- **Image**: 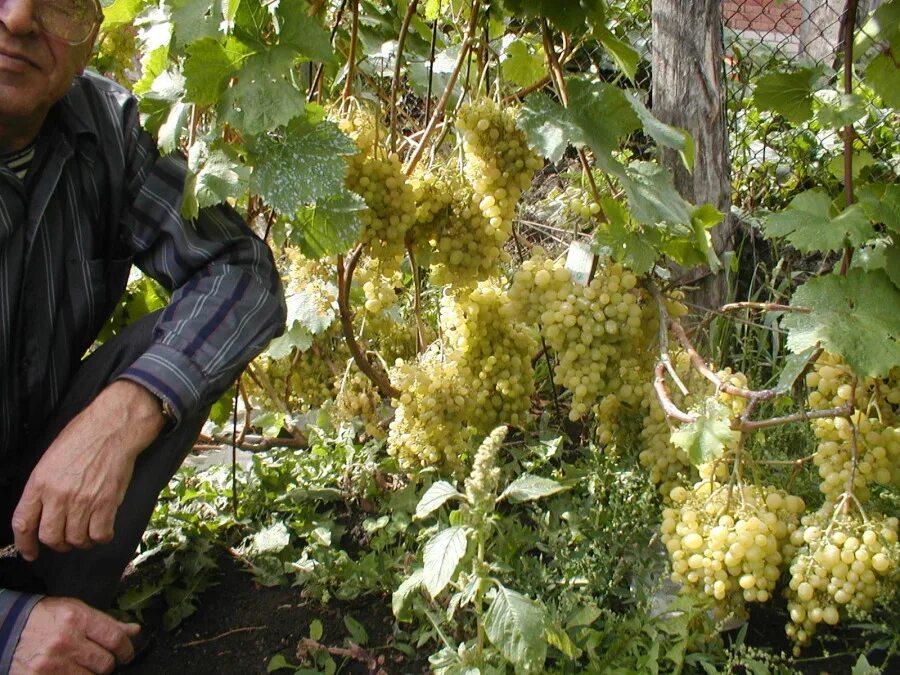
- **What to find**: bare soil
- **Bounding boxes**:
[120,553,429,675]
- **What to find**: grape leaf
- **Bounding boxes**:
[852,240,900,290]
[499,0,589,33]
[134,46,169,96]
[857,183,900,235]
[501,39,545,89]
[855,0,900,56]
[289,190,365,259]
[783,268,900,377]
[519,78,638,173]
[220,46,306,136]
[191,148,250,211]
[594,197,659,275]
[671,400,737,467]
[518,94,579,164]
[483,585,548,671]
[625,91,694,171]
[183,38,240,106]
[865,52,900,108]
[762,190,876,253]
[423,526,468,598]
[170,0,220,47]
[264,322,313,359]
[278,0,335,63]
[249,117,356,216]
[621,162,692,227]
[102,0,145,28]
[815,93,867,129]
[596,25,639,82]
[754,67,824,125]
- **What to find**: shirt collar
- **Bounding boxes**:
[49,75,101,142]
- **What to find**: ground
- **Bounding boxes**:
[121,553,428,675]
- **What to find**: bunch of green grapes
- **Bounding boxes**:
[246,342,339,415]
[439,282,538,434]
[811,414,900,504]
[457,98,543,228]
[593,357,655,448]
[508,250,654,421]
[411,170,509,286]
[93,30,139,86]
[639,354,748,497]
[408,168,455,246]
[346,150,416,262]
[662,481,806,618]
[360,311,426,367]
[355,256,403,315]
[805,353,900,502]
[283,248,339,312]
[784,508,899,653]
[387,347,473,469]
[333,367,385,439]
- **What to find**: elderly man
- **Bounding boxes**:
[0,0,286,671]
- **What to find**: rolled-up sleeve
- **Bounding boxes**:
[0,590,42,672]
[115,106,286,423]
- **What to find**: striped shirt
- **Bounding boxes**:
[0,145,34,181]
[0,72,286,662]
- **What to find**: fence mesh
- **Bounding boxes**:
[585,1,896,213]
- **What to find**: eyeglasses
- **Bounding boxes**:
[35,0,103,46]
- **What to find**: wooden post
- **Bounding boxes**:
[651,0,737,310]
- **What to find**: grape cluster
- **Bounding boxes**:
[356,256,402,315]
[439,283,537,433]
[508,250,656,422]
[457,98,543,228]
[410,169,509,286]
[785,508,899,653]
[806,353,900,503]
[387,283,536,469]
[639,357,748,496]
[387,347,473,469]
[662,481,805,617]
[333,367,386,439]
[346,150,416,263]
[246,339,342,415]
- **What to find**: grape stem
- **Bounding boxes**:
[647,281,689,396]
[389,0,421,154]
[339,0,360,111]
[308,0,348,103]
[843,377,861,511]
[405,0,481,176]
[541,21,609,225]
[337,245,401,399]
[194,432,308,452]
[654,307,855,432]
[720,301,811,314]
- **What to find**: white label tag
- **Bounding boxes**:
[564,240,596,286]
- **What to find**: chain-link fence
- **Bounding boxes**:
[722,0,896,211]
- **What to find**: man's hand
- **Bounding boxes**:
[11,597,140,675]
[12,380,166,560]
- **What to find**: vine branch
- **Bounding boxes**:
[405,0,481,176]
[337,245,401,399]
[390,0,421,154]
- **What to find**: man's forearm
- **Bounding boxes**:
[0,590,42,673]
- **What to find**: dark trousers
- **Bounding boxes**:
[0,311,208,608]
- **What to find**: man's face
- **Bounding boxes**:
[0,0,96,131]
